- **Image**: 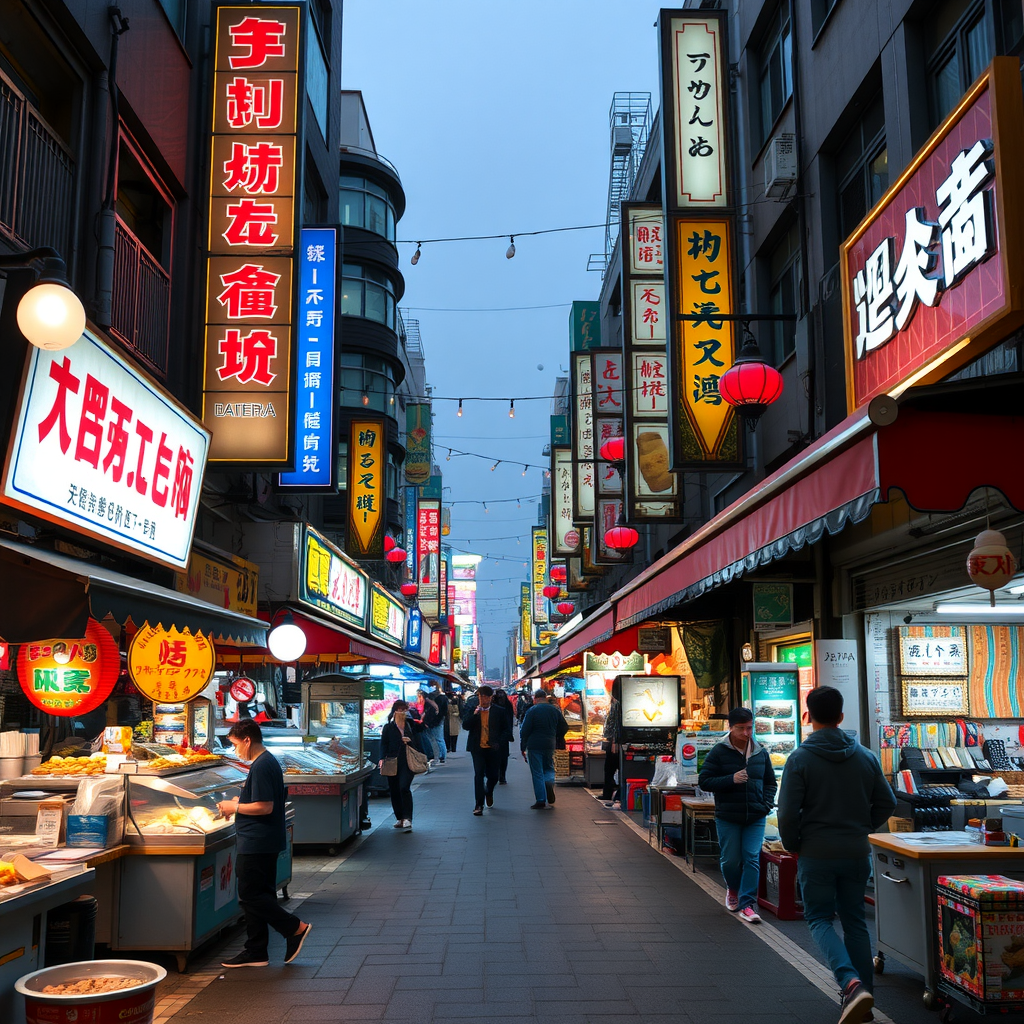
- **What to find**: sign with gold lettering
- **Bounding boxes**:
[128,625,216,703]
[300,524,368,630]
[203,5,304,463]
[348,419,385,559]
[176,548,259,616]
[370,584,406,647]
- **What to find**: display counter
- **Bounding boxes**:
[869,831,1024,1005]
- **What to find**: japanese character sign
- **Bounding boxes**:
[3,329,209,569]
[416,501,441,617]
[128,624,216,703]
[532,526,549,625]
[348,419,385,558]
[204,6,303,462]
[572,352,595,519]
[17,619,119,717]
[301,525,369,629]
[843,60,1024,412]
[629,210,664,274]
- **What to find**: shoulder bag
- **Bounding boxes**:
[405,743,430,775]
[380,755,398,777]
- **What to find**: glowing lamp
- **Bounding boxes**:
[267,611,307,661]
[604,525,639,551]
[385,547,407,563]
[384,535,396,553]
[542,585,561,599]
[400,582,418,598]
[718,332,783,429]
[599,436,625,463]
[556,601,575,616]
[967,529,1017,606]
[15,256,86,351]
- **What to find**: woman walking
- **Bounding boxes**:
[380,701,415,832]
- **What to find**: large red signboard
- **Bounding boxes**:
[842,60,1024,412]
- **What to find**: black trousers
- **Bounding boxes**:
[236,852,299,958]
[471,747,501,806]
[498,741,510,782]
[388,765,414,822]
[446,726,459,752]
[601,744,618,799]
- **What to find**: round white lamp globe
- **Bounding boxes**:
[267,614,307,661]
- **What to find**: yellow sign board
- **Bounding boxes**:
[348,419,384,557]
[128,625,216,703]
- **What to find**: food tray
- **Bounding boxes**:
[122,757,224,777]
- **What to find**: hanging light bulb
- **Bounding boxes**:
[522,465,527,476]
[506,235,516,259]
[491,461,499,471]
[362,393,370,406]
[509,399,515,418]
[457,399,463,417]
[445,450,451,461]
[410,243,422,266]
[483,503,489,513]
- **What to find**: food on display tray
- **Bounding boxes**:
[755,719,773,734]
[43,977,135,995]
[139,806,223,833]
[31,754,107,776]
[774,720,795,734]
[0,861,17,886]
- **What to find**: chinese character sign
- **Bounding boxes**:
[532,526,549,625]
[520,582,534,654]
[571,300,602,351]
[175,549,259,616]
[674,216,740,466]
[370,585,406,647]
[593,349,624,498]
[417,501,441,619]
[279,227,336,489]
[898,626,969,677]
[16,619,120,717]
[661,12,728,209]
[572,352,595,519]
[550,446,581,556]
[403,485,418,580]
[629,209,665,274]
[2,329,209,569]
[842,60,1024,412]
[404,404,432,485]
[203,5,303,462]
[348,419,385,558]
[128,625,216,703]
[300,525,368,629]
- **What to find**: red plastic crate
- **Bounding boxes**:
[757,849,803,920]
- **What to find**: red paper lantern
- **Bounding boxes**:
[400,582,418,597]
[604,525,640,551]
[556,601,575,616]
[385,546,407,563]
[599,435,625,463]
[384,535,396,553]
[542,585,561,599]
[718,334,784,429]
[550,565,567,583]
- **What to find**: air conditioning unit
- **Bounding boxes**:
[764,133,797,199]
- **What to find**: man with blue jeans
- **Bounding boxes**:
[699,707,776,924]
[778,686,896,1024]
[519,690,568,808]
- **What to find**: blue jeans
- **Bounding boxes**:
[527,748,554,803]
[429,724,447,761]
[797,856,873,993]
[715,818,764,910]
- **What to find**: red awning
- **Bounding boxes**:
[614,406,1024,629]
[559,602,615,660]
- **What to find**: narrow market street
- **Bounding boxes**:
[155,755,939,1024]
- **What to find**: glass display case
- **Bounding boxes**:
[124,764,247,848]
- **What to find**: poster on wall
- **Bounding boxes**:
[898,625,968,677]
[815,639,861,740]
[741,663,800,772]
[901,680,969,718]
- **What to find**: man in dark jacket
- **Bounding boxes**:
[426,685,449,764]
[698,707,776,924]
[777,686,895,1024]
[462,686,512,815]
[519,690,569,809]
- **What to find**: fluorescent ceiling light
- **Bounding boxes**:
[1008,583,1024,595]
[934,602,1024,616]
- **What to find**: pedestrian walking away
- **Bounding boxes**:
[462,685,512,814]
[519,689,568,808]
[444,688,463,752]
[424,684,448,764]
[698,706,776,924]
[777,685,896,1024]
[600,679,622,802]
[217,718,311,968]
[379,700,417,832]
[491,687,514,783]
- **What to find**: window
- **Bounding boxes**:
[766,222,803,365]
[340,175,396,240]
[304,158,327,223]
[340,262,396,329]
[340,352,397,418]
[759,5,793,142]
[926,1,993,129]
[811,0,841,36]
[836,94,887,243]
[116,141,171,268]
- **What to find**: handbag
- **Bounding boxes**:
[405,744,429,775]
[380,756,398,777]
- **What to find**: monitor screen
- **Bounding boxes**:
[619,675,680,734]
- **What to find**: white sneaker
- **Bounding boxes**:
[402,820,412,832]
[738,906,762,924]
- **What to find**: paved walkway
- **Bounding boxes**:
[157,751,951,1024]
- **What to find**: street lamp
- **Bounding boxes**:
[267,611,307,661]
[0,247,86,351]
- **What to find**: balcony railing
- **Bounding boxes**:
[0,71,75,261]
[110,217,171,375]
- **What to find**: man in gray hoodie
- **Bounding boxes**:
[777,686,895,1024]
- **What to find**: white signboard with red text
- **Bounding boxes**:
[2,329,209,569]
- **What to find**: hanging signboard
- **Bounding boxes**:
[901,680,970,717]
[405,606,422,653]
[17,619,119,716]
[592,349,624,498]
[439,544,450,626]
[520,582,533,654]
[229,676,257,703]
[531,526,549,625]
[403,485,418,579]
[897,626,968,677]
[128,625,216,703]
[3,328,210,569]
[570,300,602,351]
[594,497,629,565]
[842,60,1024,412]
[203,4,305,464]
[404,403,431,485]
[417,500,441,620]
[369,584,406,647]
[753,583,794,632]
[571,352,595,520]
[347,418,385,558]
[299,524,368,630]
[550,446,581,555]
[621,202,680,520]
[279,226,337,490]
[176,547,259,616]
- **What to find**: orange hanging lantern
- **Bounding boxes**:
[967,529,1017,606]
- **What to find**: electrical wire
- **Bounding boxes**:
[396,222,607,245]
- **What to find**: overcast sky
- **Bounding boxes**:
[342,1,662,674]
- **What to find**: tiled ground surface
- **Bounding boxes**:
[150,751,978,1024]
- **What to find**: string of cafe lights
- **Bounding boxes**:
[442,445,548,475]
[397,222,607,266]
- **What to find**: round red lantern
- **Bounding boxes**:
[967,529,1017,606]
[550,565,567,583]
[718,332,784,429]
[542,585,561,599]
[385,546,407,563]
[400,582,418,598]
[384,535,396,553]
[556,601,575,616]
[604,525,640,551]
[599,435,625,463]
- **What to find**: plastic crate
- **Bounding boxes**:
[757,849,803,920]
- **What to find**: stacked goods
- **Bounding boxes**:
[31,754,107,776]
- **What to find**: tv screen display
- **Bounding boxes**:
[620,675,680,733]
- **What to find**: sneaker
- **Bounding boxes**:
[402,820,413,832]
[838,981,873,1024]
[392,821,405,829]
[284,923,311,964]
[545,783,556,804]
[485,791,494,807]
[738,907,762,924]
[725,889,739,912]
[530,801,547,809]
[222,950,269,968]
[473,807,483,815]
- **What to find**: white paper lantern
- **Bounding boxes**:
[967,529,1017,606]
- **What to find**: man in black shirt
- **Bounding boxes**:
[217,719,311,967]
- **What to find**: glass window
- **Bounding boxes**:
[767,222,802,365]
[927,2,992,128]
[337,440,348,489]
[338,175,397,241]
[340,263,396,328]
[305,27,329,140]
[340,278,363,317]
[759,6,793,142]
[836,95,887,242]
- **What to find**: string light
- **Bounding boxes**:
[506,236,516,259]
[410,243,422,265]
[483,503,489,513]
[508,399,515,418]
[457,399,463,417]
[445,450,451,461]
[491,462,499,471]
[522,465,527,476]
[362,394,369,406]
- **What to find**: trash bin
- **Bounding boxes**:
[45,895,97,966]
